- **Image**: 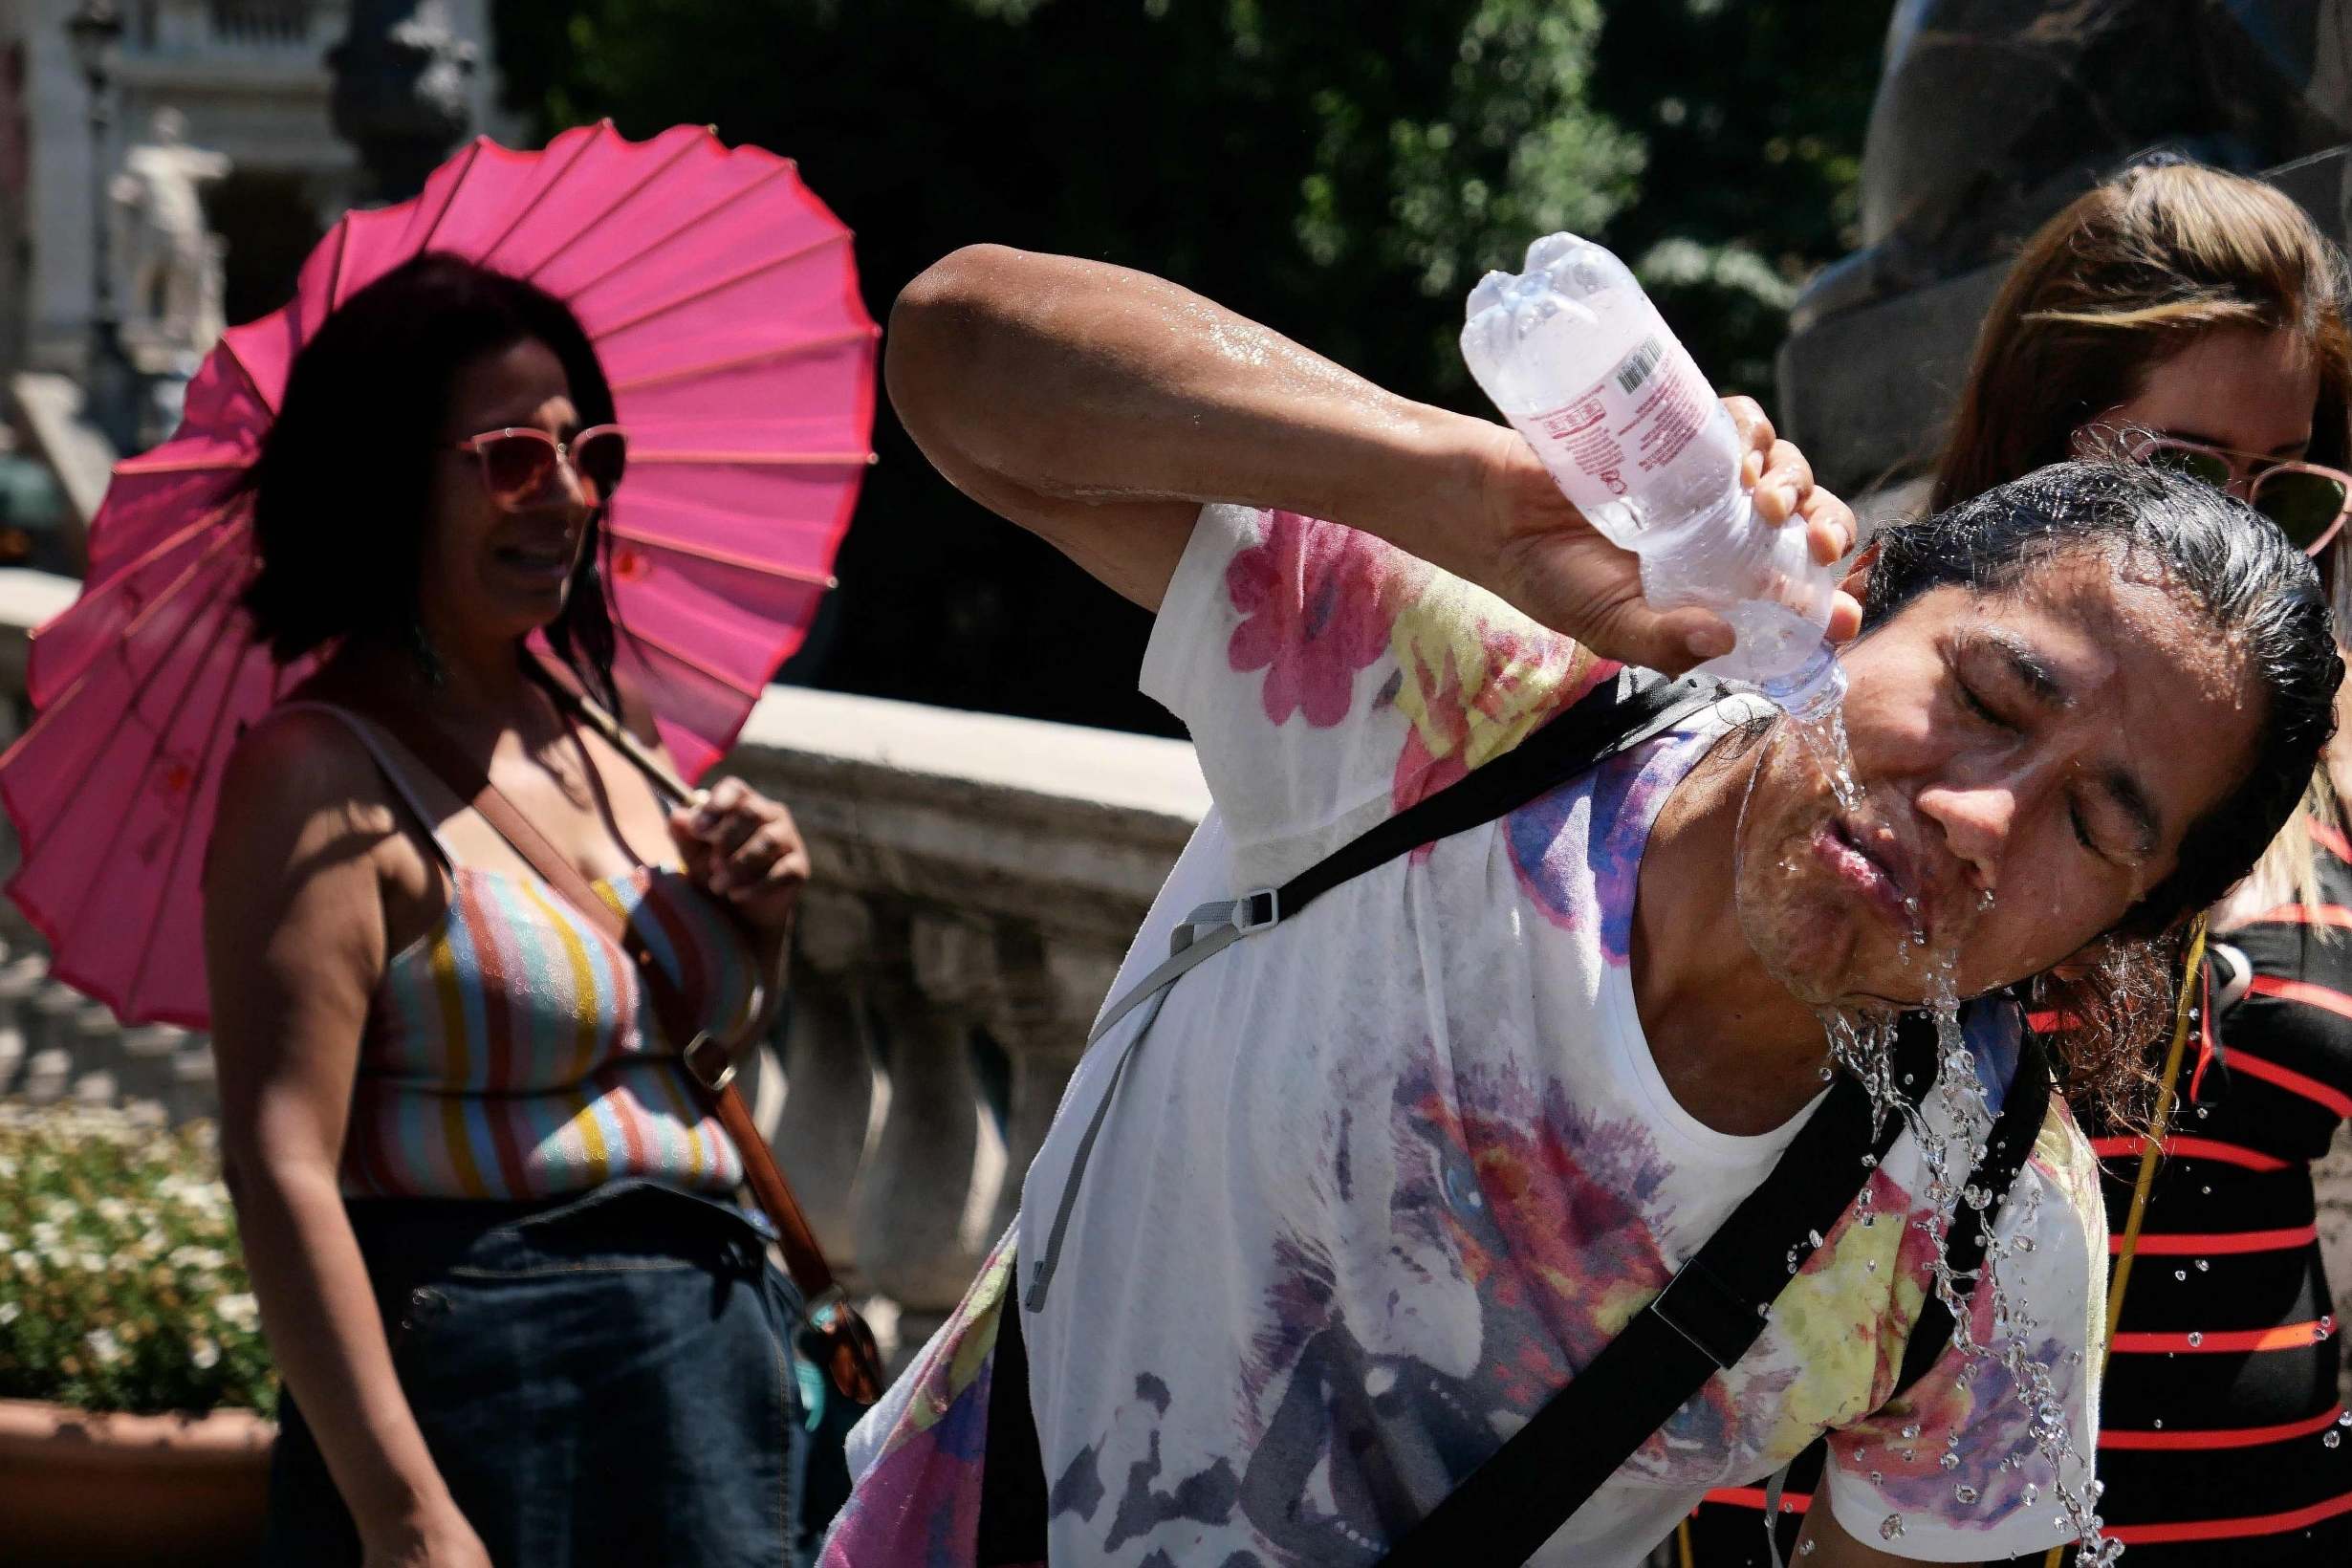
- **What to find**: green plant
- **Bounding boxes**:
[0,1102,274,1416]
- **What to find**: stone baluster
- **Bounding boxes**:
[23,981,86,1104]
[72,1003,126,1104]
[981,926,1124,1246]
[118,1023,186,1112]
[0,949,38,1096]
[852,909,1010,1359]
[761,887,881,1278]
[170,1038,218,1127]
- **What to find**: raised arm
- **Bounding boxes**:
[205,713,490,1568]
[885,244,1860,674]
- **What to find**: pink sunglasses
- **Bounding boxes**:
[449,425,627,512]
[2128,434,2352,557]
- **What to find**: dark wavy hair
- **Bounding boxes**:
[1864,461,2342,1119]
[243,252,621,708]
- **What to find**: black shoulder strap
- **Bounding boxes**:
[982,670,1725,1558]
[1021,671,1729,1314]
[1380,1015,2055,1567]
[1271,670,1723,921]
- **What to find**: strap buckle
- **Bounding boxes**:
[802,1282,849,1328]
[683,1032,737,1094]
[1230,887,1281,933]
[1647,1254,1760,1371]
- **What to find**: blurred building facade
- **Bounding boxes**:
[0,1,511,388]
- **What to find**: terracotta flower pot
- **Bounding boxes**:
[0,1397,273,1567]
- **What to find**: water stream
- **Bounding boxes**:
[1763,700,2118,1559]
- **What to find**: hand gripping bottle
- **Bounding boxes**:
[1461,233,1845,719]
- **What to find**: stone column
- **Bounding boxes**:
[981,925,1123,1244]
[762,887,882,1274]
[852,910,1009,1356]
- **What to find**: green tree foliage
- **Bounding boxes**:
[1591,1,1891,394]
[493,0,1887,730]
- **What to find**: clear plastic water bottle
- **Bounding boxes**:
[1461,232,1845,719]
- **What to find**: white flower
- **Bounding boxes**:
[95,1198,131,1225]
[85,1327,122,1365]
[215,1293,259,1332]
[189,1337,219,1370]
[10,1250,34,1275]
[0,1302,18,1327]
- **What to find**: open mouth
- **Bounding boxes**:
[494,539,577,582]
[1814,815,1927,941]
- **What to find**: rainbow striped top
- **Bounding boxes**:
[298,705,762,1202]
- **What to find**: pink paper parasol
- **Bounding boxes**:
[0,120,879,1029]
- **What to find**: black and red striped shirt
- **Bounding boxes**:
[2070,824,2352,1560]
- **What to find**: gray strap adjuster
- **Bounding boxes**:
[1230,887,1281,933]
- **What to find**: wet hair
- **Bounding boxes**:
[1932,157,2352,512]
[1865,461,2342,1121]
[244,252,621,708]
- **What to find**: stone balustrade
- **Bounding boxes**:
[0,567,1207,1364]
[0,567,2346,1382]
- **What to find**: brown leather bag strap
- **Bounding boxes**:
[354,693,882,1402]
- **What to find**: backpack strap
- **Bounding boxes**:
[1022,671,1730,1312]
[1380,1013,1937,1567]
[1382,1014,2052,1567]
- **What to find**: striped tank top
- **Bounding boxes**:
[302,705,762,1202]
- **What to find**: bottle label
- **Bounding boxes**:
[1526,332,1711,526]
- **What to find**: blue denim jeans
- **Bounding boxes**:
[263,1179,807,1567]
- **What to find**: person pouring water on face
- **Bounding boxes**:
[819,241,2341,1568]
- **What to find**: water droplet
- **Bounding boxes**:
[1866,1257,1878,1272]
[1955,1484,1980,1505]
[2195,1259,2209,1273]
[1870,1470,1884,1485]
[1861,1153,1877,1169]
[2187,1331,2202,1346]
[2337,1411,2350,1427]
[2195,1105,2210,1120]
[2326,1430,2342,1449]
[1797,1543,1817,1557]
[1807,1230,1824,1249]
[2153,1419,2164,1429]
[2174,1269,2188,1281]
[1879,1514,1906,1541]
[1902,1423,1922,1440]
[1940,1451,1960,1470]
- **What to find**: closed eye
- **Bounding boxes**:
[1956,679,2013,730]
[2070,802,2105,859]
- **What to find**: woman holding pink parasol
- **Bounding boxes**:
[0,122,882,1568]
[209,254,819,1566]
